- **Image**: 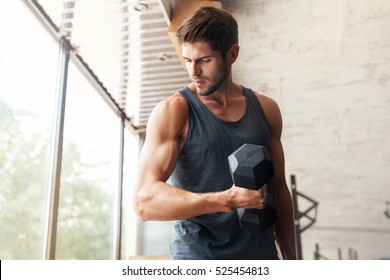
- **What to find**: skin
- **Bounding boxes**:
[133,41,297,260]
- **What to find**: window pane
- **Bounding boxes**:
[0,1,58,259]
[123,133,174,259]
[121,129,138,259]
[55,62,120,259]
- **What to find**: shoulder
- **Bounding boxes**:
[252,90,283,136]
[250,90,280,113]
[151,92,189,125]
[147,92,189,139]
[152,92,188,116]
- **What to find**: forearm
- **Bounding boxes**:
[274,192,297,259]
[133,181,232,221]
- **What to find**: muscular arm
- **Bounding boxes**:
[133,93,265,221]
[259,94,297,260]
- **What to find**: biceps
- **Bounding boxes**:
[138,137,180,183]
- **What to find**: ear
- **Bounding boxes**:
[228,44,240,64]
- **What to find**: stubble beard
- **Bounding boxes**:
[195,62,228,97]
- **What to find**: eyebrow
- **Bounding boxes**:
[182,55,213,61]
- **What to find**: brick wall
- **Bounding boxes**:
[226,0,390,259]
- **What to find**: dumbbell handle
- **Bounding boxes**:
[237,193,277,231]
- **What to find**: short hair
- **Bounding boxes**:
[176,6,238,56]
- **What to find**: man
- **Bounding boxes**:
[133,6,296,260]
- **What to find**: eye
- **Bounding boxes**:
[201,58,211,63]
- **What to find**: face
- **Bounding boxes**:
[182,41,228,96]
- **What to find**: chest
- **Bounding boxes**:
[202,97,247,122]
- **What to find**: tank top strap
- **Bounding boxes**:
[242,86,268,124]
[178,86,215,120]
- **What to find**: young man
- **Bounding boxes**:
[133,6,296,260]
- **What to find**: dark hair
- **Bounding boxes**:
[176,6,238,56]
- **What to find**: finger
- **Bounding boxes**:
[258,195,267,209]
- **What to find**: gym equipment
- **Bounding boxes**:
[228,143,277,231]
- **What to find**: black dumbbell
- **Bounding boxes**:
[228,143,277,231]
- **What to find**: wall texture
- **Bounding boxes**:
[224,0,390,259]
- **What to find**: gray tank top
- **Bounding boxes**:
[169,86,278,260]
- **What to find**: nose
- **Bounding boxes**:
[189,61,201,77]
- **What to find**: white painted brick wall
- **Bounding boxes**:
[225,0,390,259]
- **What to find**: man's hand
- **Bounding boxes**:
[226,185,267,210]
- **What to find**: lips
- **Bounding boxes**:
[194,80,205,87]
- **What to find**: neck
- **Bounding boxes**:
[189,80,242,107]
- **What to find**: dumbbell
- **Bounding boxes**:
[228,143,277,231]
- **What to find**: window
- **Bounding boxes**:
[1,0,143,260]
[0,1,58,259]
[55,62,121,259]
